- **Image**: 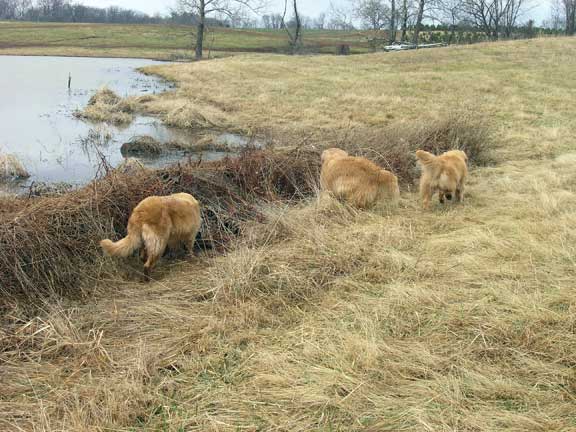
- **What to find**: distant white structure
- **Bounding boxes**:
[384,42,446,52]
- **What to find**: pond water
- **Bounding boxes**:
[0,56,229,195]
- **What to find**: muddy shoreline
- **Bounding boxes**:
[0,55,252,196]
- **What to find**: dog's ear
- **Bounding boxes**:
[321,148,348,164]
[415,150,436,164]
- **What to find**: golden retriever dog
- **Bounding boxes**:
[320,148,400,209]
[415,149,468,209]
[100,192,201,279]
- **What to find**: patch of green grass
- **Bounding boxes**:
[0,21,372,59]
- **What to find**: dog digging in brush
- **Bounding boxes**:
[415,149,468,210]
[320,148,400,209]
[100,192,201,280]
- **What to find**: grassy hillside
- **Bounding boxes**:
[2,38,576,431]
[141,37,575,161]
[0,21,370,59]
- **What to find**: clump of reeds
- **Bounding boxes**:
[115,158,146,175]
[88,87,120,106]
[0,113,493,306]
[163,105,225,130]
[330,111,494,185]
[120,135,162,157]
[165,134,239,153]
[74,87,137,125]
[406,110,493,166]
[0,154,30,180]
[0,147,318,305]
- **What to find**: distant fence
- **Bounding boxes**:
[367,29,569,52]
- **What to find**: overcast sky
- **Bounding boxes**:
[82,0,553,24]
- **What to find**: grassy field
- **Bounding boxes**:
[0,21,371,59]
[2,37,576,431]
[135,37,576,164]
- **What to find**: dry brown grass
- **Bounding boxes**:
[3,154,576,430]
[0,154,30,179]
[74,87,139,124]
[142,37,576,161]
[2,38,576,431]
[0,148,322,305]
[0,113,491,307]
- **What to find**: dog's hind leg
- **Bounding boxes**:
[142,224,168,280]
[439,191,445,204]
[139,247,147,263]
[420,181,432,210]
[185,235,196,257]
[185,226,201,257]
[456,184,465,202]
[165,237,183,258]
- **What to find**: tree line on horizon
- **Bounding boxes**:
[1,0,574,34]
[0,0,574,61]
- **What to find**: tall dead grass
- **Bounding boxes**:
[0,115,490,307]
[143,38,576,161]
[74,87,139,124]
[0,154,30,179]
[3,38,576,431]
[0,148,318,306]
[3,153,575,431]
[331,110,494,185]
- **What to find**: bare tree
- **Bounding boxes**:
[389,0,397,42]
[351,0,391,31]
[262,13,271,28]
[327,1,355,29]
[176,0,265,60]
[314,12,327,29]
[562,0,576,34]
[0,0,163,22]
[436,0,464,43]
[412,0,425,44]
[282,0,302,53]
[501,0,526,37]
[272,13,283,28]
[400,0,413,41]
[461,0,529,40]
[462,0,498,39]
[0,0,17,19]
[548,0,565,30]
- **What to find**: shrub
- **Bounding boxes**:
[0,112,493,306]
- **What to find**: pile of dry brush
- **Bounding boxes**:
[0,114,493,306]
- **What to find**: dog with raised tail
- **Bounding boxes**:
[100,192,201,279]
[415,149,468,210]
[320,148,400,209]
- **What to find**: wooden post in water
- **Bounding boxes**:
[68,73,71,90]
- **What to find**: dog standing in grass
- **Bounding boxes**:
[100,192,201,279]
[416,149,468,209]
[320,148,400,209]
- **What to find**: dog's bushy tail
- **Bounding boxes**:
[375,170,400,205]
[100,225,142,258]
[415,150,437,165]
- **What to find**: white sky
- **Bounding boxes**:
[81,0,553,24]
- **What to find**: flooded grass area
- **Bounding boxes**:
[0,56,237,195]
